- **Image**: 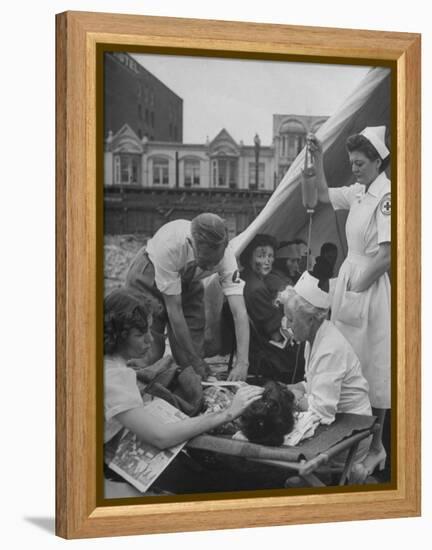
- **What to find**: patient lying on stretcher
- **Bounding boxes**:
[204,380,296,446]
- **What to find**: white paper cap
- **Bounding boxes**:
[360,126,390,159]
[294,271,330,309]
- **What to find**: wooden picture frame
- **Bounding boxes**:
[56,11,421,539]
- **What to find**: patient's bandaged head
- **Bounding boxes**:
[241,381,295,446]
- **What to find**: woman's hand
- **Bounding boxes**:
[295,396,310,412]
[347,283,361,293]
[306,133,323,158]
[286,383,307,412]
[226,385,264,419]
[347,243,391,293]
[291,387,305,402]
[346,275,362,293]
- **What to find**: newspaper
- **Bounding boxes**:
[108,398,187,493]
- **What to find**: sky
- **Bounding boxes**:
[132,53,372,146]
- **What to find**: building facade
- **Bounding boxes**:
[103,126,275,236]
[104,126,277,191]
[104,52,183,142]
[273,114,329,182]
[103,54,329,237]
[104,113,328,192]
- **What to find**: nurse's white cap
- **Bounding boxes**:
[294,271,330,309]
[360,126,390,160]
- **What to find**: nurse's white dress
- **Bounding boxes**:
[329,172,391,409]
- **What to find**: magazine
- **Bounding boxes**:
[108,398,187,493]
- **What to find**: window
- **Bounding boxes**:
[280,133,306,158]
[248,162,265,189]
[114,154,140,185]
[296,135,305,154]
[151,112,154,127]
[228,159,237,188]
[212,157,238,188]
[280,136,287,157]
[152,157,169,185]
[287,135,297,157]
[280,131,306,158]
[184,160,200,187]
[212,161,217,188]
[114,156,121,184]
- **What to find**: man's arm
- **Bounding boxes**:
[226,294,250,381]
[163,293,209,378]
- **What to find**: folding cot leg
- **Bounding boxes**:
[299,473,326,487]
[338,440,361,485]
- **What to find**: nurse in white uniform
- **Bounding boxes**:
[279,272,372,481]
[307,126,391,482]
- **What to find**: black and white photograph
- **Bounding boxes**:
[3,0,429,545]
[102,50,393,500]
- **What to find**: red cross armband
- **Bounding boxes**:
[379,193,391,216]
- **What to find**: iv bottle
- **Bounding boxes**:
[302,141,318,212]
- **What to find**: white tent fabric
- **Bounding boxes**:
[230,67,391,267]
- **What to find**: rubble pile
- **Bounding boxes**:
[104,234,148,294]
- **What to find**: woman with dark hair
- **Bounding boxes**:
[239,234,301,382]
[241,381,295,446]
[103,288,263,497]
[307,126,391,482]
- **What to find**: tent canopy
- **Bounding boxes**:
[230,67,391,271]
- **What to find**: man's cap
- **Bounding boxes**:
[191,213,228,247]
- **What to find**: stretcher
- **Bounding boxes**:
[187,413,376,487]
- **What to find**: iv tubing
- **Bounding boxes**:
[306,210,313,270]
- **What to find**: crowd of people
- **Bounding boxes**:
[103,125,391,495]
